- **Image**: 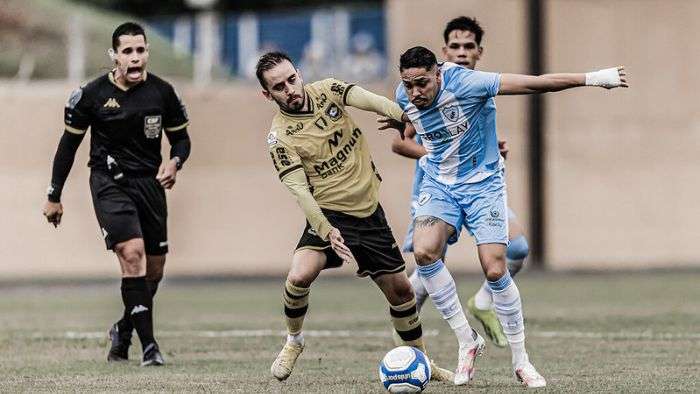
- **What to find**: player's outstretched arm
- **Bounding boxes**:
[345,85,408,123]
[43,129,86,227]
[498,66,628,95]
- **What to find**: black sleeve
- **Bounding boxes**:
[48,131,85,202]
[163,84,189,131]
[64,87,92,132]
[165,128,191,169]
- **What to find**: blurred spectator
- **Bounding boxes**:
[299,40,333,82]
[342,32,383,82]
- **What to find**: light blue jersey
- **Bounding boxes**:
[396,62,503,186]
[397,62,509,246]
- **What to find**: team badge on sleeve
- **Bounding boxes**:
[66,88,83,109]
[144,115,162,139]
[267,131,278,146]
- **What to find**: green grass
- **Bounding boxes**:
[1,271,699,392]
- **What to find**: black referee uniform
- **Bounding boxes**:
[58,71,189,253]
[47,70,191,363]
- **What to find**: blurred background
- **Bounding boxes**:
[1,0,699,279]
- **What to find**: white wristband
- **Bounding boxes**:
[585,68,621,88]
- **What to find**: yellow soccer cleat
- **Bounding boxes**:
[271,341,304,381]
[467,295,508,348]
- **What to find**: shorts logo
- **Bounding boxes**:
[159,241,168,247]
[307,228,318,236]
[101,227,108,239]
[144,115,162,139]
[441,104,461,122]
[325,103,342,121]
[418,192,431,206]
[487,206,505,227]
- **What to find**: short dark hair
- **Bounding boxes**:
[443,16,484,45]
[112,22,147,50]
[399,46,437,72]
[255,51,293,89]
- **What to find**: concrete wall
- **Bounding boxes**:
[1,0,698,279]
[544,0,700,269]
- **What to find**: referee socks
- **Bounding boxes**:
[121,276,156,351]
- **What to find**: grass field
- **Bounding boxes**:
[1,271,698,392]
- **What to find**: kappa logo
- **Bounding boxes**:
[103,98,120,108]
[441,104,460,122]
[131,305,149,315]
[418,192,431,206]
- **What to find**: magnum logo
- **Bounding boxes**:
[315,128,362,179]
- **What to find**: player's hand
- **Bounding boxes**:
[328,227,355,264]
[498,140,509,160]
[156,159,178,189]
[377,117,406,140]
[43,201,63,228]
[586,66,628,89]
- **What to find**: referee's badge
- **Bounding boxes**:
[144,115,162,139]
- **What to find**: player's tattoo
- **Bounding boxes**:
[414,215,441,229]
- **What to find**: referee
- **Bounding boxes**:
[42,22,191,366]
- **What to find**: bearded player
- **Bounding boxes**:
[257,51,453,383]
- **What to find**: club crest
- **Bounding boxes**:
[441,104,461,122]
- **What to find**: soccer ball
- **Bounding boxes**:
[378,346,431,393]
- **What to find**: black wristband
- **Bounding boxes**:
[47,184,62,203]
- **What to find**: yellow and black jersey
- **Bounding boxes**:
[267,78,383,218]
[64,70,189,174]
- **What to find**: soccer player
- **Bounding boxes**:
[393,46,626,387]
[389,17,529,349]
[256,51,452,383]
[42,22,191,366]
